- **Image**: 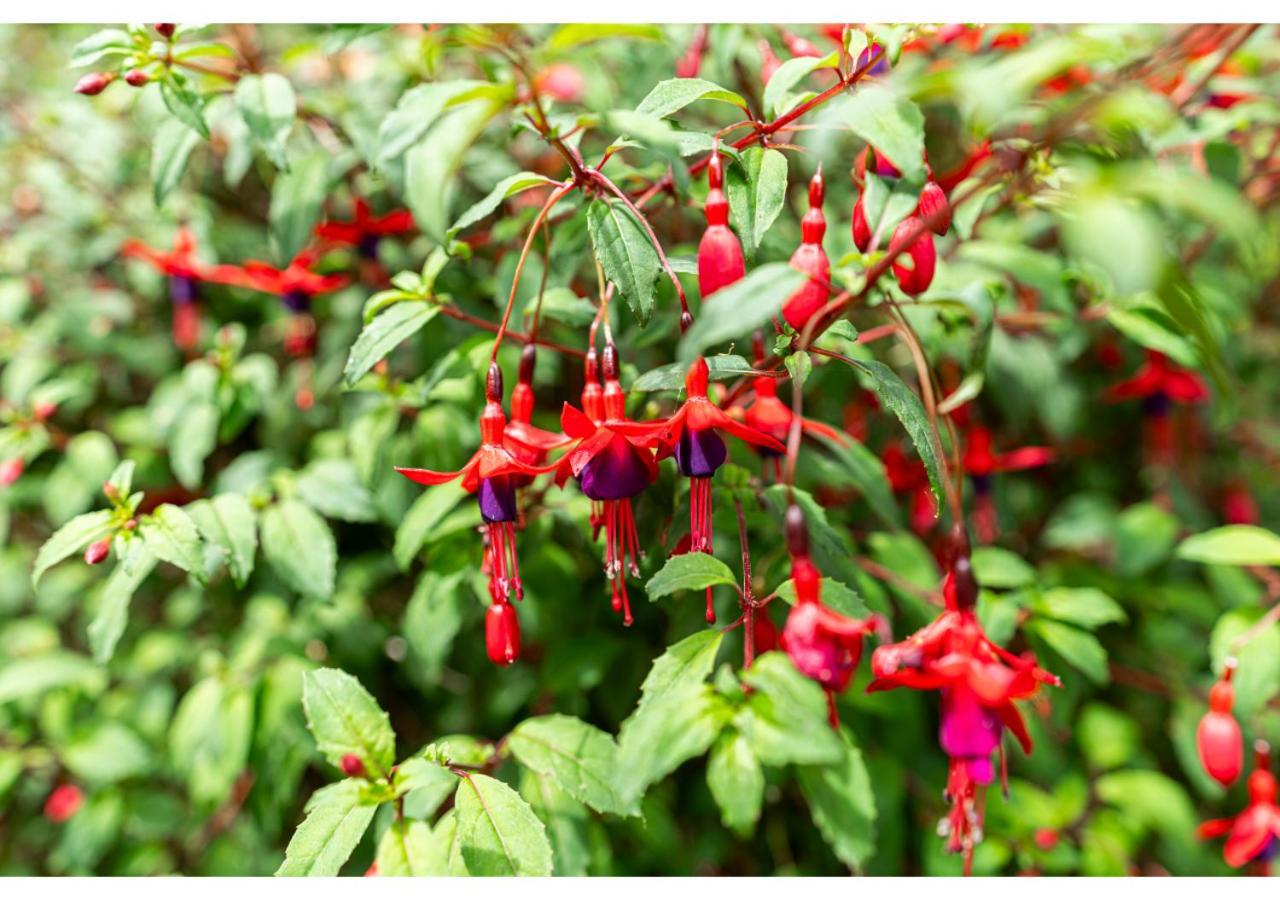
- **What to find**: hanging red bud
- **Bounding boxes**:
[1197,659,1244,787]
[340,753,366,777]
[74,71,116,96]
[758,40,782,84]
[781,168,831,331]
[889,217,936,296]
[155,23,176,39]
[124,69,150,88]
[851,192,871,252]
[0,457,23,486]
[918,181,951,235]
[675,25,709,78]
[697,147,745,300]
[43,784,84,823]
[486,600,521,666]
[84,538,111,566]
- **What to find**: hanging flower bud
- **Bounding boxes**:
[486,600,521,666]
[340,754,366,778]
[33,400,57,421]
[851,191,871,252]
[1198,659,1244,787]
[534,63,584,103]
[781,29,822,58]
[918,181,951,235]
[124,69,150,88]
[890,216,936,296]
[155,23,176,39]
[84,538,111,566]
[0,457,23,486]
[782,168,831,331]
[758,40,782,84]
[675,25,709,78]
[74,71,116,96]
[44,784,84,823]
[697,146,745,300]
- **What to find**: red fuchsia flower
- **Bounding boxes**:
[616,357,784,622]
[918,181,951,236]
[1200,741,1280,873]
[121,228,213,350]
[882,441,938,536]
[1198,658,1244,787]
[960,424,1054,543]
[314,198,415,261]
[868,532,1060,869]
[504,344,572,491]
[675,25,709,78]
[781,505,886,720]
[697,146,745,301]
[43,784,84,823]
[938,24,985,52]
[889,216,937,297]
[782,169,831,332]
[1105,350,1209,468]
[556,343,661,625]
[1223,483,1260,526]
[578,342,607,539]
[758,39,783,85]
[534,63,585,104]
[780,28,822,59]
[397,363,559,615]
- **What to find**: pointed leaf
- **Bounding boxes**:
[587,198,662,326]
[276,780,377,876]
[453,774,553,877]
[303,667,396,776]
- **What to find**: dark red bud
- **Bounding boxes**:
[124,69,149,88]
[485,361,503,403]
[84,538,111,566]
[602,342,620,380]
[918,181,951,236]
[785,504,809,557]
[851,193,871,252]
[340,753,366,777]
[890,217,936,296]
[486,601,521,666]
[74,71,116,96]
[518,343,537,385]
[680,310,694,333]
[155,23,176,38]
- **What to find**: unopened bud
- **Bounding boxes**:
[918,181,951,236]
[518,342,537,385]
[485,361,503,403]
[155,23,176,39]
[486,601,521,666]
[84,538,111,566]
[74,71,116,96]
[0,457,23,486]
[340,754,366,777]
[785,504,809,557]
[32,400,57,421]
[124,69,149,87]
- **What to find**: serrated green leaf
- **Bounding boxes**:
[632,353,754,391]
[302,667,396,776]
[841,85,924,181]
[449,172,555,238]
[726,147,789,258]
[507,714,635,817]
[170,400,218,489]
[737,652,844,766]
[295,459,377,523]
[276,780,377,876]
[235,73,296,170]
[851,359,945,511]
[269,150,330,264]
[587,198,662,326]
[635,77,746,119]
[376,819,449,876]
[151,118,200,206]
[140,503,205,581]
[32,508,115,588]
[1033,587,1127,629]
[762,52,838,118]
[187,493,257,587]
[394,479,468,570]
[971,547,1037,589]
[797,728,876,871]
[87,540,157,663]
[677,263,805,363]
[261,499,336,599]
[706,730,763,835]
[453,774,553,876]
[160,75,210,138]
[1030,619,1107,684]
[645,552,736,600]
[344,303,438,386]
[772,576,868,619]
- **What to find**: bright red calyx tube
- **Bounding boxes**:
[1199,740,1280,872]
[697,145,745,301]
[781,168,830,330]
[889,216,936,296]
[918,181,952,235]
[851,191,871,252]
[1197,659,1244,787]
[486,599,521,666]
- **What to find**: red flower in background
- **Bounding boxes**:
[1106,350,1209,468]
[960,424,1054,542]
[781,169,831,331]
[1197,659,1243,787]
[43,784,84,823]
[882,441,937,536]
[315,197,414,261]
[869,530,1059,871]
[121,228,213,350]
[556,342,661,624]
[1200,741,1280,873]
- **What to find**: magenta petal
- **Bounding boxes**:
[939,686,1002,764]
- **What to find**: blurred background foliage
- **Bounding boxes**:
[1,22,1279,876]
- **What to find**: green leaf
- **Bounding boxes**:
[449,172,555,238]
[725,147,789,258]
[302,667,396,776]
[276,781,377,876]
[645,552,736,600]
[60,722,151,784]
[507,714,635,817]
[376,819,449,876]
[852,359,944,511]
[151,118,201,206]
[87,540,157,664]
[637,629,724,702]
[405,101,500,242]
[261,499,336,599]
[1032,587,1127,629]
[632,353,755,391]
[295,459,377,523]
[269,150,331,264]
[971,547,1036,589]
[105,460,135,497]
[587,198,662,326]
[1178,525,1280,567]
[706,730,764,835]
[403,570,465,685]
[797,729,877,871]
[808,432,901,529]
[634,77,746,119]
[395,757,457,820]
[394,479,468,570]
[1209,608,1280,717]
[0,651,104,704]
[453,774,553,876]
[520,770,590,876]
[169,400,218,489]
[376,80,489,166]
[160,75,210,138]
[737,652,844,766]
[32,509,114,588]
[547,23,662,50]
[235,73,296,170]
[140,503,205,581]
[1030,619,1108,684]
[343,303,439,386]
[187,493,257,587]
[763,51,839,118]
[677,263,806,363]
[841,85,925,181]
[70,28,133,67]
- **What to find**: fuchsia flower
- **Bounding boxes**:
[504,344,572,488]
[1200,742,1280,873]
[882,441,938,536]
[1197,659,1243,787]
[396,363,560,646]
[696,146,745,301]
[315,198,414,260]
[960,424,1054,542]
[780,505,885,714]
[556,343,661,624]
[869,533,1059,869]
[1106,350,1209,467]
[781,169,831,331]
[616,357,784,622]
[121,228,213,350]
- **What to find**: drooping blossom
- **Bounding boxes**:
[314,197,414,270]
[1106,350,1209,468]
[868,529,1059,871]
[696,145,745,301]
[781,169,831,331]
[960,424,1054,543]
[1199,741,1280,874]
[1197,658,1244,787]
[121,228,215,350]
